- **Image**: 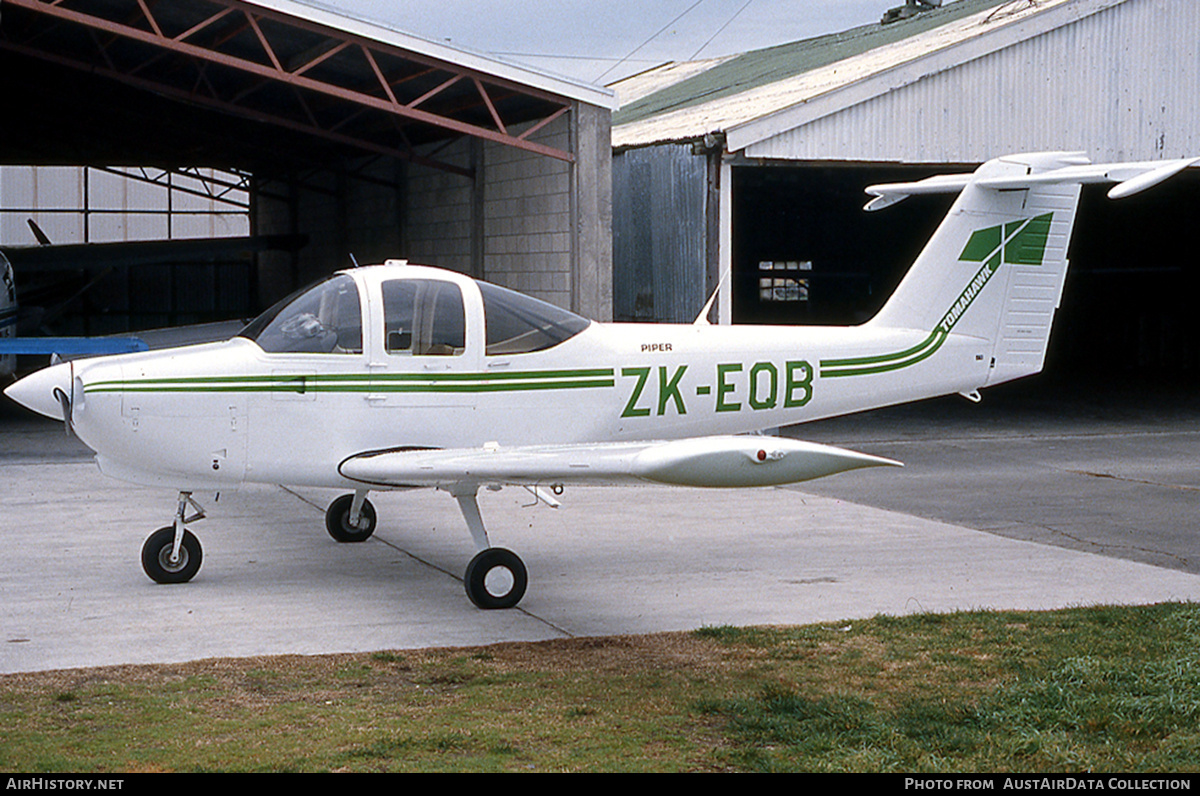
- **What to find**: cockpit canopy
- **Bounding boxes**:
[240,274,362,354]
[239,268,590,356]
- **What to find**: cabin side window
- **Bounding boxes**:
[479,280,590,355]
[382,279,465,356]
[240,274,362,354]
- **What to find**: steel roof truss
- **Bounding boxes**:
[173,6,238,45]
[7,0,576,163]
[97,166,252,210]
[2,36,474,179]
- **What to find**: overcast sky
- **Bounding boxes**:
[314,0,911,84]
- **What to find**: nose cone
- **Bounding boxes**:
[4,361,72,420]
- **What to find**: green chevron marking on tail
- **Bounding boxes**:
[819,213,1053,379]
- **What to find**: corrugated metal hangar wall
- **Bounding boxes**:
[612,0,1200,378]
[741,1,1199,163]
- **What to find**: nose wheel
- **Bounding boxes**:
[141,492,205,584]
[142,526,203,584]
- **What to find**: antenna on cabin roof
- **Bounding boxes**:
[882,0,942,24]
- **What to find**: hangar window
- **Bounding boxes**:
[240,274,362,354]
[382,279,465,356]
[758,261,811,302]
[479,280,590,355]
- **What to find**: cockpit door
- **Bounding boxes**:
[365,275,482,445]
[240,272,371,484]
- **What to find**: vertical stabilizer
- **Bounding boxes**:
[867,152,1085,387]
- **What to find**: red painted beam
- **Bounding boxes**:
[7,0,575,162]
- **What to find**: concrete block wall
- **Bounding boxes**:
[256,104,612,322]
[480,117,573,310]
[402,142,475,276]
[402,115,575,310]
[254,162,405,305]
[403,107,612,322]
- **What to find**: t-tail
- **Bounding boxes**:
[860,151,1198,390]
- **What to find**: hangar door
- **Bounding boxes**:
[730,164,1200,378]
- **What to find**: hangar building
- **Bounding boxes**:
[611,0,1200,377]
[0,0,616,335]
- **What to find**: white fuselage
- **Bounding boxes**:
[45,265,987,490]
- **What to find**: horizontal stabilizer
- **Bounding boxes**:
[338,436,901,490]
[864,154,1199,210]
[1107,158,1200,199]
[863,173,974,211]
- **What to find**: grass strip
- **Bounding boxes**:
[2,603,1197,772]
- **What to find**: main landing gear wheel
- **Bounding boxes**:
[141,526,203,584]
[326,493,377,542]
[464,548,528,610]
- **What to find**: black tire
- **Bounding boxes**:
[141,526,203,584]
[325,494,377,542]
[464,548,527,609]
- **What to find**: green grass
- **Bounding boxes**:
[2,603,1199,772]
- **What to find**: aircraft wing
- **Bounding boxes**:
[1,233,307,271]
[111,319,247,350]
[338,436,901,491]
[0,319,249,375]
[1,231,299,373]
[0,337,148,357]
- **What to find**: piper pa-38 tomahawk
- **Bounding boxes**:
[6,151,1197,609]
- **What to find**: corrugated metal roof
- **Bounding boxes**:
[613,55,739,107]
[613,0,1009,125]
[612,0,1118,150]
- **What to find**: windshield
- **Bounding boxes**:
[479,280,590,355]
[239,274,363,354]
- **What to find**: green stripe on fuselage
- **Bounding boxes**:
[83,368,616,394]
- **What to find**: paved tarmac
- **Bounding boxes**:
[789,377,1200,573]
[2,378,1198,674]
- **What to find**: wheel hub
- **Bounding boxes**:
[158,545,188,572]
[483,565,515,597]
